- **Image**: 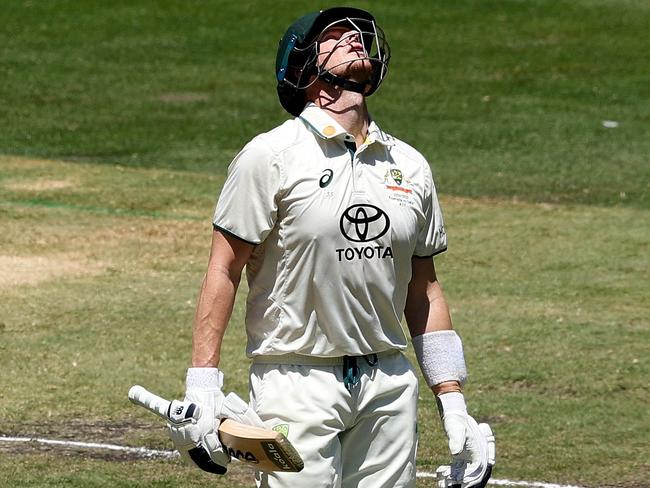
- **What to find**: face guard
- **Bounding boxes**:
[276,7,391,116]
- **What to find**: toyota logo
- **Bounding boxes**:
[340,204,390,242]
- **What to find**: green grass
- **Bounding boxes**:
[1,0,648,207]
[0,453,257,488]
[1,0,648,486]
[1,158,648,487]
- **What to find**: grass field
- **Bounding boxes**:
[1,0,648,487]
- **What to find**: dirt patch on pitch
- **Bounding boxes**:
[0,420,154,444]
[0,254,101,289]
[0,439,168,463]
[0,419,171,461]
[0,420,159,460]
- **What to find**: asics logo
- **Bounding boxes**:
[319,169,334,188]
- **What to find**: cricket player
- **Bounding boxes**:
[168,7,495,488]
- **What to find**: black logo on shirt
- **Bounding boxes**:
[340,204,390,242]
[319,169,334,188]
[336,245,394,262]
[337,205,393,262]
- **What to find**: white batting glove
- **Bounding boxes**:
[167,368,230,474]
[435,392,496,488]
[221,391,265,428]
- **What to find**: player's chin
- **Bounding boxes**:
[349,56,372,70]
[340,58,373,78]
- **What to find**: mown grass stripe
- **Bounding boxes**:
[0,198,203,221]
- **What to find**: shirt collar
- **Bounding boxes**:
[366,119,395,147]
[299,103,395,147]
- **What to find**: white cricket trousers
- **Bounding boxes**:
[249,349,419,488]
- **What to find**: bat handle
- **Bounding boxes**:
[128,385,201,424]
[128,385,171,419]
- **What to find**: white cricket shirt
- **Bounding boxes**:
[214,104,447,357]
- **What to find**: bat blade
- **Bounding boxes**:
[218,419,304,472]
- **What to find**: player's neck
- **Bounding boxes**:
[312,87,369,148]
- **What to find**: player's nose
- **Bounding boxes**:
[346,30,361,44]
[343,30,365,50]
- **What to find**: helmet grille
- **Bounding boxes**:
[276,8,391,116]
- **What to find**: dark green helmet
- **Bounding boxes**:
[275,7,391,116]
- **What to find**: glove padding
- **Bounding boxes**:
[168,369,230,474]
[436,392,496,488]
[221,391,265,428]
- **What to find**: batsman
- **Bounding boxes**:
[170,7,495,488]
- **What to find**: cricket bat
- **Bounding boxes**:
[128,385,304,473]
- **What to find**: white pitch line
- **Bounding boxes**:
[417,472,587,488]
[0,436,588,488]
[481,480,586,488]
[0,436,178,459]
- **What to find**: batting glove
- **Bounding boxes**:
[435,392,496,488]
[167,368,230,474]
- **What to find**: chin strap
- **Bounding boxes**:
[318,71,372,94]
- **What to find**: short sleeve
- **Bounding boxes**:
[414,162,447,257]
[213,138,282,244]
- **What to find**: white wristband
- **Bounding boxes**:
[412,330,468,387]
[185,367,223,391]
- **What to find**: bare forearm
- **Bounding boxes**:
[421,281,452,334]
[191,264,241,367]
[405,276,453,337]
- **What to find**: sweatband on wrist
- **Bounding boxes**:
[412,330,468,387]
[186,367,223,390]
[436,391,468,417]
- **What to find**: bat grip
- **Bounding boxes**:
[128,385,202,424]
[128,385,172,420]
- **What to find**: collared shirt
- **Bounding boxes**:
[214,104,447,357]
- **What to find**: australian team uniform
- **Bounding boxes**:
[213,104,447,488]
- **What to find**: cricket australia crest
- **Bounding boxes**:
[382,168,412,197]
